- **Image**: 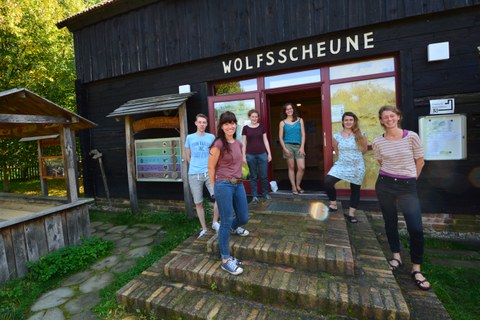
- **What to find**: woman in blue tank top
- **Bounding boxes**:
[278,102,306,194]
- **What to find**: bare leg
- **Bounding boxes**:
[348,207,356,217]
[287,158,297,192]
[195,203,207,231]
[212,202,219,224]
[295,158,305,190]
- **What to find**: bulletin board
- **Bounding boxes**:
[41,156,64,179]
[418,114,467,160]
[135,138,182,181]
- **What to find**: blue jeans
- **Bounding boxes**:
[214,180,249,260]
[246,152,269,198]
[375,175,424,264]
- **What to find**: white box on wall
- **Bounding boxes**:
[427,42,450,62]
[178,85,191,93]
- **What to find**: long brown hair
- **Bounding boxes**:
[211,111,237,155]
[281,102,298,121]
[342,111,363,148]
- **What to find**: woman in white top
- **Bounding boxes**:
[373,105,430,291]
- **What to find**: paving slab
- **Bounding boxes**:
[79,272,114,293]
[31,288,74,311]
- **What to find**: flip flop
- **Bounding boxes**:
[297,188,305,194]
[387,258,403,272]
[292,190,299,195]
[328,206,338,212]
[411,271,431,291]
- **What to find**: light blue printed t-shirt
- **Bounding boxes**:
[185,132,215,174]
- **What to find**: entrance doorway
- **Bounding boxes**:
[267,88,324,191]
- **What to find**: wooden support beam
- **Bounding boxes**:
[125,115,140,214]
[37,140,48,196]
[0,114,68,124]
[60,126,78,202]
[178,103,194,219]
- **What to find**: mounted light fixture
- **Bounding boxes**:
[427,41,450,62]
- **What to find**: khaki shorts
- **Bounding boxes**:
[188,173,214,204]
[283,143,305,160]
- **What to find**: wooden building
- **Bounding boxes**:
[58,0,480,214]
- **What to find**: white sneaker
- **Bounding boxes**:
[231,227,249,236]
[197,229,207,239]
[212,222,220,232]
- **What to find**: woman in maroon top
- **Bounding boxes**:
[242,109,272,204]
[208,111,249,275]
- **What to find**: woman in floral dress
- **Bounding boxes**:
[324,112,368,223]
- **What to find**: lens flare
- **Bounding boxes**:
[468,167,480,188]
[309,202,330,221]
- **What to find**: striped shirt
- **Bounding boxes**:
[373,130,424,178]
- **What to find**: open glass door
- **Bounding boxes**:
[208,93,262,139]
[208,92,262,195]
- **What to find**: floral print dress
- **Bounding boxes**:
[327,132,365,185]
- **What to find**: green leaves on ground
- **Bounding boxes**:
[0,235,112,319]
[26,236,113,282]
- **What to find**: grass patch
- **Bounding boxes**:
[401,235,480,319]
[0,237,112,320]
[6,179,83,197]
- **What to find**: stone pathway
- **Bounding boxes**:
[27,221,165,320]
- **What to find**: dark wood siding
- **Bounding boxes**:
[77,7,480,214]
[66,0,480,83]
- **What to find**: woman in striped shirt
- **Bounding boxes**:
[373,105,431,291]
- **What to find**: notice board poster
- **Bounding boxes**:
[135,138,182,181]
[418,114,467,160]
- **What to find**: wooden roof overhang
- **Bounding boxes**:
[0,88,97,202]
[0,88,96,138]
[107,92,195,215]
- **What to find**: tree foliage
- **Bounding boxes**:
[0,0,102,186]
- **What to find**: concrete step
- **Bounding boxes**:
[207,211,354,276]
[162,251,409,319]
[117,279,346,320]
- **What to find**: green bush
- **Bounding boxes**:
[27,236,113,282]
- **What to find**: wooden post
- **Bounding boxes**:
[60,126,78,202]
[37,140,48,196]
[125,115,140,214]
[178,103,195,218]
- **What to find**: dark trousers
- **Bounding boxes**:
[375,175,424,264]
[324,175,361,209]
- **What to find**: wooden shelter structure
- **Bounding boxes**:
[0,88,97,201]
[107,92,194,216]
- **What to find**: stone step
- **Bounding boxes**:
[162,251,409,319]
[207,211,354,276]
[117,279,344,320]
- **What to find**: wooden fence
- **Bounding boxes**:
[0,166,40,181]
